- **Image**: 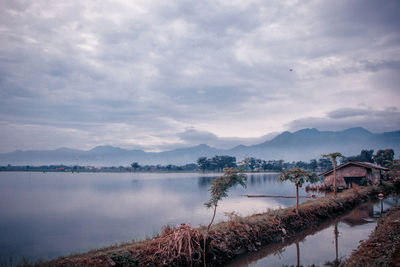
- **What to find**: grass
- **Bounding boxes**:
[34,182,395,267]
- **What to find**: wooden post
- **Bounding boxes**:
[333,159,337,197]
[334,223,339,263]
[296,184,299,215]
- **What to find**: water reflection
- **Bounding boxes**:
[198,173,282,188]
[0,171,318,263]
[198,176,215,188]
[226,197,398,267]
[0,172,278,261]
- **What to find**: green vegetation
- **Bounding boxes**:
[204,168,247,230]
[344,149,374,163]
[130,162,140,171]
[374,149,395,167]
[0,163,199,172]
[0,148,394,173]
[38,182,396,267]
[197,155,237,172]
[277,168,319,215]
[323,152,345,197]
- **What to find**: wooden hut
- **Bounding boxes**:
[321,161,388,188]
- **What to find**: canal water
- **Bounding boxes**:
[226,195,399,267]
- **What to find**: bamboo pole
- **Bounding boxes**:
[243,195,315,199]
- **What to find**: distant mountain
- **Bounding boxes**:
[229,127,400,161]
[0,127,399,165]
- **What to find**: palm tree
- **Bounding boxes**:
[323,153,344,197]
[278,168,319,215]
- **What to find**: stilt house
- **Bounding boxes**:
[321,161,388,188]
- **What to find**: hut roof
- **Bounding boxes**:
[320,161,388,177]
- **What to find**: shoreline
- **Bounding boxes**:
[345,204,400,267]
[35,182,396,266]
[0,170,281,174]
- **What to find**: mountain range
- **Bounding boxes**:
[1,127,399,166]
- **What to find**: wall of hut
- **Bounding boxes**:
[324,165,368,187]
[371,169,382,184]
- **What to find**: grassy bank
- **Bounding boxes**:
[36,183,395,267]
[345,204,400,267]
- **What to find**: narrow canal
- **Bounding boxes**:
[226,195,399,267]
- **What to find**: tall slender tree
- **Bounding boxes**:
[323,152,344,197]
[204,168,247,230]
[278,167,319,215]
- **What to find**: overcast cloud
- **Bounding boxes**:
[0,0,399,152]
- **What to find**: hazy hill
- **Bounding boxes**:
[0,127,399,166]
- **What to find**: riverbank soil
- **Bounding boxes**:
[36,183,395,267]
[345,205,400,267]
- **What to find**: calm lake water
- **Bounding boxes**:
[2,172,396,266]
[0,171,309,263]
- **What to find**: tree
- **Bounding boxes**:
[345,149,374,163]
[261,160,268,171]
[318,158,333,170]
[131,162,140,171]
[278,167,319,215]
[197,157,209,172]
[216,155,237,169]
[374,149,394,167]
[388,160,400,183]
[238,157,250,171]
[204,168,247,230]
[248,157,257,171]
[360,149,374,163]
[310,159,318,171]
[323,153,344,197]
[197,156,237,172]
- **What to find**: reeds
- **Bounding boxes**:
[142,224,204,266]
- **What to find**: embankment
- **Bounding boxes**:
[345,204,400,267]
[37,183,395,267]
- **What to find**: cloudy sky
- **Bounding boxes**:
[1,0,399,152]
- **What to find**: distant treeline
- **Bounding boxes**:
[343,149,394,167]
[0,163,198,172]
[196,149,395,172]
[0,149,394,173]
[196,155,332,172]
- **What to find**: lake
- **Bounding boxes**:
[0,171,309,263]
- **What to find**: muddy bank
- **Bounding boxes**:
[224,200,382,266]
[37,183,394,267]
[345,204,400,267]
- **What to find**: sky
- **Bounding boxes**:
[0,0,400,153]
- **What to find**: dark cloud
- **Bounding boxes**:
[289,107,400,133]
[327,108,372,119]
[0,0,399,152]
